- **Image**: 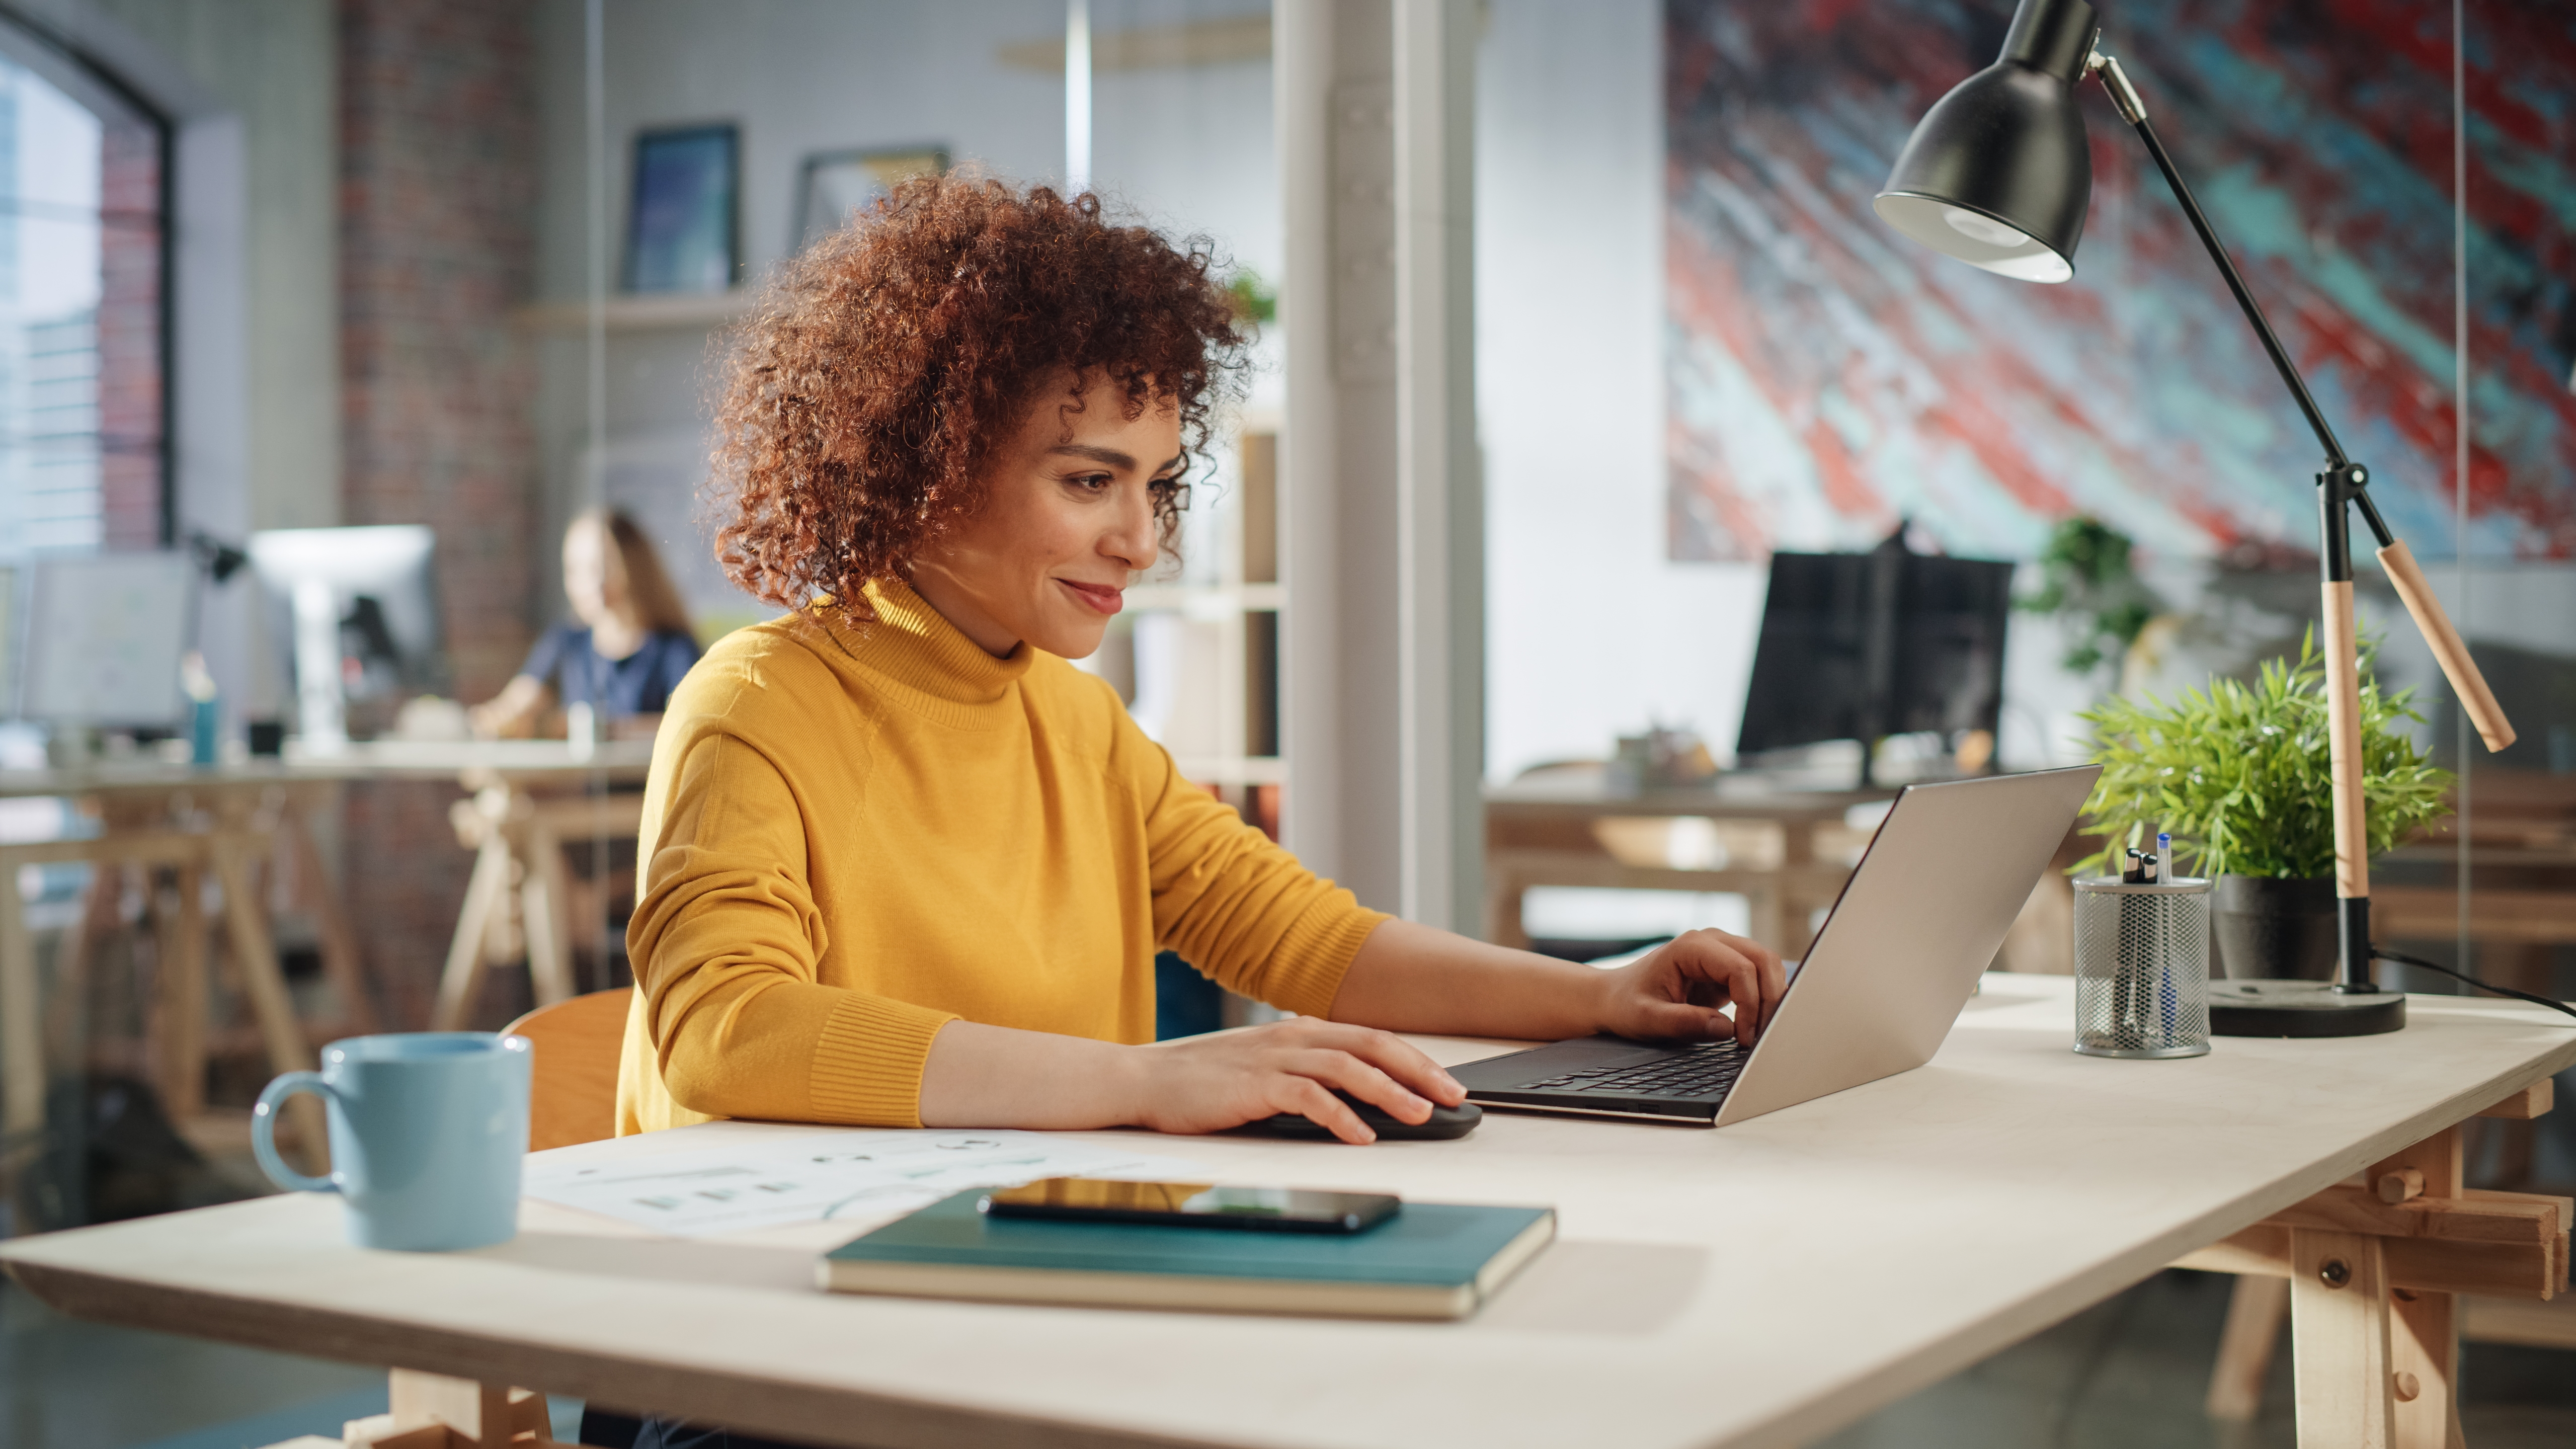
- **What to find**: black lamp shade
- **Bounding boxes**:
[1873,0,2101,284]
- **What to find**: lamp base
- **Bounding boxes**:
[2209,979,2406,1038]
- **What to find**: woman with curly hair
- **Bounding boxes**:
[615,175,1784,1149]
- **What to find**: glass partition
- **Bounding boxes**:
[545,1,1282,1017]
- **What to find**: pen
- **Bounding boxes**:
[2154,832,2175,1042]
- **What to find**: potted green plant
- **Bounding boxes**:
[2017,516,2164,692]
[2073,630,2454,979]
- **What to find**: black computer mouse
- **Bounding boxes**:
[1249,1090,1482,1141]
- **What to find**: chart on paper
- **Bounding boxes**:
[521,1130,1207,1237]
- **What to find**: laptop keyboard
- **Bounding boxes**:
[1522,1044,1746,1099]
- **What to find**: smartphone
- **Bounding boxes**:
[979,1177,1400,1234]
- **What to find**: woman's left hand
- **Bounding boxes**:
[1590,928,1787,1049]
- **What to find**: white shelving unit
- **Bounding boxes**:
[1087,416,1283,817]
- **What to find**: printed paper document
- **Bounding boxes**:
[523,1129,1205,1237]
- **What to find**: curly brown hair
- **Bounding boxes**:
[705,174,1250,608]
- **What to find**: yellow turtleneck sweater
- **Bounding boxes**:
[614,578,1389,1136]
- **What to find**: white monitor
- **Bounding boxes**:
[248,525,443,749]
[17,552,196,727]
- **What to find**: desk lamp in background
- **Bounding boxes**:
[1872,0,2516,1036]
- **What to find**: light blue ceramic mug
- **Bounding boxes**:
[253,1032,533,1251]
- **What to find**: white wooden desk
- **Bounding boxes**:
[4,978,2569,1449]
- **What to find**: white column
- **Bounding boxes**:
[1392,0,1481,930]
[1276,0,1481,932]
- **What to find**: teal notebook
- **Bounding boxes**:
[820,1191,1555,1320]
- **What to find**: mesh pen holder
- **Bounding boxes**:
[2072,876,2212,1059]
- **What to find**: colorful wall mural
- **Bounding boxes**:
[1666,0,2576,565]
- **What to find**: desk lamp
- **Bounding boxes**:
[1872,0,2517,1036]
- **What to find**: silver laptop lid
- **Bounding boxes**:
[1712,766,2100,1128]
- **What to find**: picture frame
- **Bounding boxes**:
[623,122,741,294]
[793,144,949,252]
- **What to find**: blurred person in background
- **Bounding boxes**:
[470,508,702,741]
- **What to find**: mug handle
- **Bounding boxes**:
[252,1072,339,1193]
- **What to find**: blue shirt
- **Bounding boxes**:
[520,625,700,718]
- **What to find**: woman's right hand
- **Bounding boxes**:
[1123,1018,1466,1145]
[466,674,550,740]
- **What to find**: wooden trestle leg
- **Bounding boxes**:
[2180,1081,2564,1448]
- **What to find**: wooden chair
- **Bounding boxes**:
[501,987,632,1151]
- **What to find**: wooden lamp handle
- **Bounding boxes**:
[2377,540,2517,754]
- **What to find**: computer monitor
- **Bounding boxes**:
[249,526,444,749]
[1735,542,2012,784]
[14,552,196,729]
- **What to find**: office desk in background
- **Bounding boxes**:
[0,759,368,1169]
[5,978,2566,1449]
[404,740,655,1030]
[0,741,654,1175]
[1484,769,1897,956]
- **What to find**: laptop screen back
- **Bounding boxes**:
[1713,766,2099,1128]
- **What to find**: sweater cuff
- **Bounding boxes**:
[809,994,959,1128]
[1264,904,1393,1019]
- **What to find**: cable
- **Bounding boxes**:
[2376,947,2576,1024]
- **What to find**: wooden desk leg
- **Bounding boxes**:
[212,844,312,1074]
[0,867,45,1158]
[357,1368,552,1446]
[2206,1273,2288,1421]
[1487,865,1528,950]
[41,862,117,1061]
[2375,1124,2468,1449]
[157,862,209,1121]
[519,821,575,1009]
[1767,821,1816,957]
[212,841,324,1162]
[433,835,515,1032]
[2392,1290,2465,1449]
[1747,886,1785,957]
[2290,1228,2397,1448]
[282,798,377,1033]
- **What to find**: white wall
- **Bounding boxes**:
[1475,0,1764,783]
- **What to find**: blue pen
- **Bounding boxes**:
[2155,833,2176,1041]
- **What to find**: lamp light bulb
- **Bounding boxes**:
[1976,251,2075,283]
[1942,206,2033,248]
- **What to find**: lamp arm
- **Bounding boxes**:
[2091,55,2349,469]
[2091,52,2516,756]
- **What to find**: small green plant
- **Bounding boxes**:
[2074,629,2454,879]
[2019,516,2162,684]
[1226,268,1277,327]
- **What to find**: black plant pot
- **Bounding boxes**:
[2214,874,2339,981]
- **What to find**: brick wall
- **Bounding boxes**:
[339,0,539,699]
[337,0,540,1025]
[97,119,160,550]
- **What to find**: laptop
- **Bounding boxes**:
[1452,766,2101,1128]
